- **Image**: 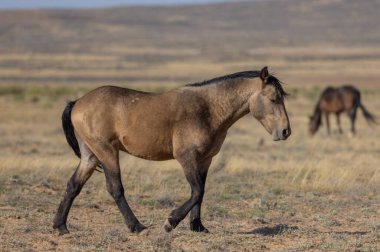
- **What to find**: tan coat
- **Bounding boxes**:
[54,67,291,235]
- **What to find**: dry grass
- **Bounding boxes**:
[1,45,380,88]
[0,84,379,251]
[1,0,380,250]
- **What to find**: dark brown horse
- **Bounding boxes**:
[53,67,291,235]
[309,85,376,135]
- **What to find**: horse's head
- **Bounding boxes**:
[309,114,321,135]
[249,67,291,141]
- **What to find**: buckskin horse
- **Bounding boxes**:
[53,67,291,235]
[309,85,376,135]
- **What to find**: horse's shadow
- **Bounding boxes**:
[239,224,299,236]
[237,224,372,237]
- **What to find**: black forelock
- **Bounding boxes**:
[265,76,288,97]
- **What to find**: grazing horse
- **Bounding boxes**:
[53,67,291,235]
[309,85,376,135]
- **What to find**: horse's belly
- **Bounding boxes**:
[321,100,342,113]
[120,134,173,161]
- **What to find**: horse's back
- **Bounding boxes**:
[70,86,212,161]
[339,85,360,109]
[319,87,342,112]
[319,85,359,113]
[71,86,149,134]
[71,86,175,159]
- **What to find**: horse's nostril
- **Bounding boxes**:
[282,129,289,137]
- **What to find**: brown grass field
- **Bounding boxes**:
[1,0,380,251]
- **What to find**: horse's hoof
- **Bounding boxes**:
[202,228,210,233]
[192,227,209,233]
[138,228,150,236]
[163,219,173,232]
[190,221,209,233]
[129,223,147,233]
[135,223,147,233]
[54,224,69,235]
[59,228,70,236]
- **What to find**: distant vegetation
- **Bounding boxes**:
[0,0,379,87]
[1,0,379,54]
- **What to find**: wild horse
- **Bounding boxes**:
[53,67,291,235]
[309,85,376,135]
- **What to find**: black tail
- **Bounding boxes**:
[62,101,81,158]
[358,101,377,125]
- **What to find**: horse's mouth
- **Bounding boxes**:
[272,135,282,141]
[272,131,291,141]
[273,137,289,141]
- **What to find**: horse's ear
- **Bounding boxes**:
[260,66,269,83]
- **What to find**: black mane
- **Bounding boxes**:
[186,71,261,87]
[186,70,287,97]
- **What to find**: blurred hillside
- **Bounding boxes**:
[0,0,379,87]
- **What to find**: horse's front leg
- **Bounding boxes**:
[336,113,343,134]
[189,158,212,233]
[164,151,211,232]
[325,113,331,135]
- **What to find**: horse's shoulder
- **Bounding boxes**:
[174,88,205,101]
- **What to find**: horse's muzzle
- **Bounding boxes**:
[272,127,291,141]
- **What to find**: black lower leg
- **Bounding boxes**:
[189,171,208,232]
[53,171,84,235]
[164,168,207,232]
[349,109,357,134]
[325,113,330,134]
[164,155,211,232]
[336,113,343,134]
[190,204,208,232]
[164,188,203,232]
[104,166,146,233]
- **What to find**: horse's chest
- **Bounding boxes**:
[202,131,228,158]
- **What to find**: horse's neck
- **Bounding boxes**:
[314,102,322,117]
[195,79,258,130]
[312,103,322,125]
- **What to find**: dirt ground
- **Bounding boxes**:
[0,89,379,251]
[0,1,380,250]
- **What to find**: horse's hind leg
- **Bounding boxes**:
[53,140,98,235]
[96,146,146,233]
[348,108,357,134]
